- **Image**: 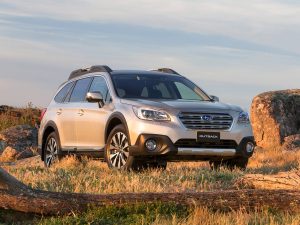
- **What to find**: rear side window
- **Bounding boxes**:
[54,82,74,103]
[89,76,111,102]
[69,78,92,102]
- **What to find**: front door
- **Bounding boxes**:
[75,76,114,150]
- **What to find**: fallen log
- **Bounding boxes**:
[1,167,300,215]
[237,171,300,190]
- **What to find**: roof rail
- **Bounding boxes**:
[152,68,180,75]
[68,65,112,80]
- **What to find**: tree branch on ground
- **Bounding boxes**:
[1,167,300,215]
[237,171,300,190]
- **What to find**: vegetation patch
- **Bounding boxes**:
[2,204,300,225]
[4,156,244,194]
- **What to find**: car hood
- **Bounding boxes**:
[120,99,242,113]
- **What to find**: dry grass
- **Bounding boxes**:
[247,147,300,174]
[2,146,300,195]
[153,207,300,225]
[3,146,300,195]
[2,149,300,224]
[3,156,242,194]
[10,204,300,225]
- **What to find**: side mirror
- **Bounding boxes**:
[210,95,219,102]
[86,92,104,107]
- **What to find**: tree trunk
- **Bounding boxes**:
[1,167,300,215]
[238,171,300,190]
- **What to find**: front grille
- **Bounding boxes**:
[179,112,233,130]
[175,139,237,149]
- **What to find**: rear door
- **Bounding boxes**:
[52,81,77,150]
[75,76,114,150]
[66,77,93,150]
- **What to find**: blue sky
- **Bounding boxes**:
[0,0,299,110]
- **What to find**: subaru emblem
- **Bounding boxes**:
[201,115,212,121]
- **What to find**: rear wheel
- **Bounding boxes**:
[43,132,62,167]
[105,125,135,170]
[209,157,248,170]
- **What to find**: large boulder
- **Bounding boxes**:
[251,89,300,150]
[0,125,38,161]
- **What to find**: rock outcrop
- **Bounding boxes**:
[251,89,300,150]
[0,125,38,161]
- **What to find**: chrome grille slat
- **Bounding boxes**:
[180,120,232,124]
[179,112,233,130]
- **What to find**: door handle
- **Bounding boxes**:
[56,109,62,115]
[78,109,84,116]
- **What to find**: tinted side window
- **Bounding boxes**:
[89,77,111,102]
[154,83,172,98]
[69,78,92,102]
[54,82,74,103]
[140,82,172,99]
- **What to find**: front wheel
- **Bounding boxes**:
[105,124,135,170]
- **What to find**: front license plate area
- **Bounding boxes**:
[197,132,220,142]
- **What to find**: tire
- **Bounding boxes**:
[105,124,135,170]
[43,132,62,167]
[209,157,248,171]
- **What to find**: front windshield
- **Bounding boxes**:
[111,74,210,101]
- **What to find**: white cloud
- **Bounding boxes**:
[4,0,300,44]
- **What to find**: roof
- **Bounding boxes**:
[110,70,181,77]
[68,65,182,81]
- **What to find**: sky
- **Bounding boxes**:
[0,0,299,110]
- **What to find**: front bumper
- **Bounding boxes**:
[129,134,255,161]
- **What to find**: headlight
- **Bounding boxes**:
[133,107,171,121]
[237,111,250,124]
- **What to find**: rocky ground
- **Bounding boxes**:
[0,125,38,162]
[0,104,40,162]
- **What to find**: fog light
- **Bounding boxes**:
[246,142,255,153]
[145,139,157,151]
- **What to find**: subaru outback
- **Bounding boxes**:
[38,65,255,170]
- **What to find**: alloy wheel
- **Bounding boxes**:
[45,137,58,167]
[108,132,129,168]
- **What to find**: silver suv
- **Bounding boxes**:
[38,65,255,170]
